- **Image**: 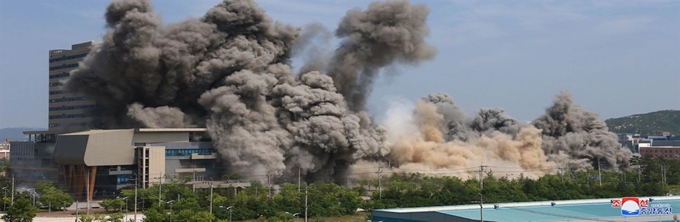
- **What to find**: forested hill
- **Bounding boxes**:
[0,127,45,141]
[605,110,680,135]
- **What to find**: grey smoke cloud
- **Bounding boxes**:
[293,23,333,75]
[64,0,631,183]
[367,91,631,179]
[64,0,416,183]
[327,0,437,111]
[533,91,633,170]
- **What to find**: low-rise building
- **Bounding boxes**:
[52,128,224,201]
[0,139,10,159]
[8,128,242,201]
[639,146,680,160]
[8,131,60,184]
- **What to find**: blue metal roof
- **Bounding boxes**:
[374,196,680,222]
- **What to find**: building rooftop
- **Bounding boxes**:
[374,196,680,222]
[135,128,207,132]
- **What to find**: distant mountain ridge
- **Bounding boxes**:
[605,110,680,135]
[0,127,46,141]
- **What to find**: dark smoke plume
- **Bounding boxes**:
[64,0,426,183]
[533,92,633,170]
[420,93,524,141]
[327,0,437,111]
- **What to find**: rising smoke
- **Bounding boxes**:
[65,0,431,183]
[534,91,633,171]
[326,1,437,111]
[353,95,554,179]
[64,0,631,183]
[352,92,633,180]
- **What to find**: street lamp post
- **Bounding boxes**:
[23,189,36,207]
[167,200,174,222]
[304,184,309,222]
[2,187,7,211]
[227,206,233,222]
[207,182,214,214]
[154,173,163,208]
[123,197,129,222]
[131,173,138,222]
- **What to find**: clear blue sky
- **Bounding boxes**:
[0,0,678,128]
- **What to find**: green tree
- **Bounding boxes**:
[267,211,294,222]
[2,198,37,222]
[107,213,125,222]
[101,198,125,212]
[78,215,94,222]
[39,185,73,211]
[141,206,166,222]
[175,209,215,222]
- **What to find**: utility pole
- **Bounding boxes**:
[559,165,563,183]
[209,183,214,215]
[133,174,138,222]
[596,158,602,186]
[156,172,163,208]
[479,193,484,222]
[267,174,272,199]
[377,165,383,200]
[475,164,487,222]
[478,164,488,190]
[638,163,641,184]
[622,170,626,184]
[86,169,90,214]
[304,184,308,222]
[10,174,14,205]
[661,164,666,193]
[298,167,301,191]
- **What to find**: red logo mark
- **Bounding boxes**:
[639,199,649,208]
[611,199,622,208]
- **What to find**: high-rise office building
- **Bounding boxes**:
[48,41,97,133]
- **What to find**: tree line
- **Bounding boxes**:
[0,154,678,221]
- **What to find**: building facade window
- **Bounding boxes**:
[49,96,87,103]
[117,175,133,185]
[48,63,79,71]
[165,148,213,156]
[49,114,87,119]
[49,72,70,79]
[49,53,88,63]
[49,104,98,111]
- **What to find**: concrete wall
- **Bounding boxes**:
[147,146,166,184]
[83,130,135,166]
[53,130,136,166]
[53,135,88,165]
[133,132,190,144]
